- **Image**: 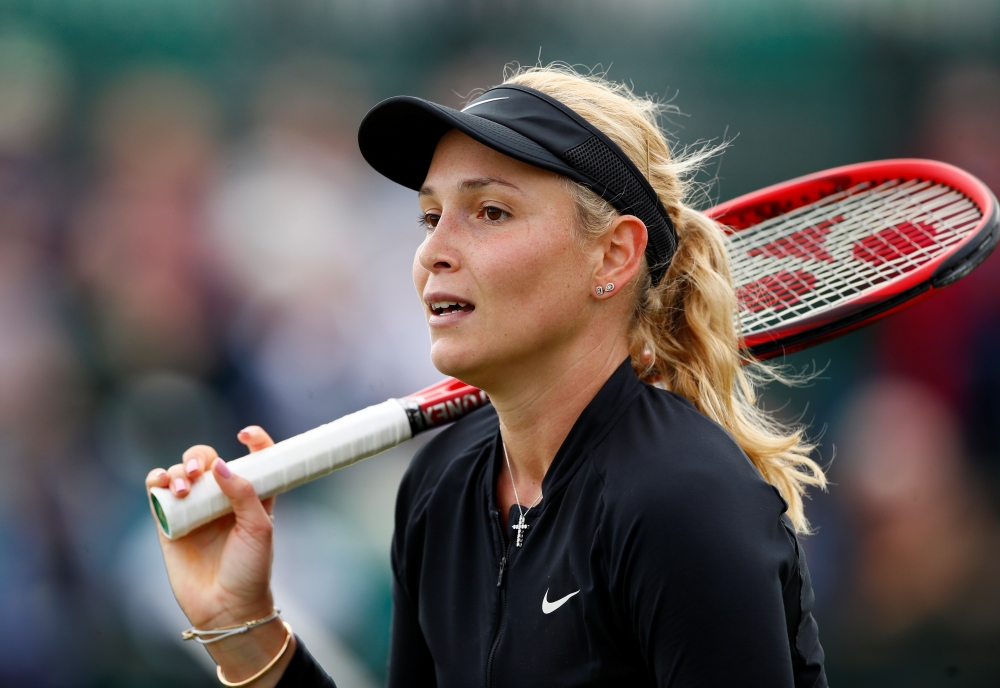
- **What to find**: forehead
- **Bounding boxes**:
[423,129,563,191]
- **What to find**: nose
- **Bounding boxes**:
[417,214,461,275]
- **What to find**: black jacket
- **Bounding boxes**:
[278,359,826,687]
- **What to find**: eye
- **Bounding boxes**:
[482,206,510,223]
[419,212,441,229]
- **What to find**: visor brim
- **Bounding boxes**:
[358,96,583,191]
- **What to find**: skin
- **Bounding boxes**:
[148,129,647,683]
[146,431,294,687]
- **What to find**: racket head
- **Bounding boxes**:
[710,159,1000,359]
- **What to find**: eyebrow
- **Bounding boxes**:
[418,176,523,197]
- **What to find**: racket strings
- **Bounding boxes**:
[727,179,982,334]
[736,186,979,326]
[736,194,977,326]
[762,185,975,296]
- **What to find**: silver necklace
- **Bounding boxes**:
[502,439,542,548]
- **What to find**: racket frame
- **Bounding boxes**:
[710,159,1000,359]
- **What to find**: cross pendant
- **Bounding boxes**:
[512,514,529,548]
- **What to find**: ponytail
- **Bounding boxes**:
[504,65,826,533]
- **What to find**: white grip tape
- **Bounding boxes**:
[149,399,413,540]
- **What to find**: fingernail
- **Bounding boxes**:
[214,458,232,479]
[186,459,199,475]
[173,478,188,493]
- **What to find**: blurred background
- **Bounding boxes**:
[0,0,999,686]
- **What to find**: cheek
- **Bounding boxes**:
[479,223,589,330]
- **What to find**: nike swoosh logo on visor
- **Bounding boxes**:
[460,96,509,112]
[542,588,580,614]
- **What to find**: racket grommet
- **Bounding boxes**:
[595,286,604,296]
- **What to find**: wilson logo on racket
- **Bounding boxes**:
[398,381,491,434]
[747,217,840,263]
[851,220,938,269]
[736,270,818,314]
[421,391,490,426]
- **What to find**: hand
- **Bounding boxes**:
[147,426,295,685]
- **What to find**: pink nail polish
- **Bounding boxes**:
[186,459,199,475]
[215,458,232,479]
[173,478,187,493]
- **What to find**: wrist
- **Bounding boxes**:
[184,608,282,645]
[205,617,292,686]
[197,595,276,632]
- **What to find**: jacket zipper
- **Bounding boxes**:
[486,510,512,688]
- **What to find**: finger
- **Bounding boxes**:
[166,464,190,497]
[238,426,275,453]
[212,458,272,537]
[181,445,218,480]
[146,468,170,489]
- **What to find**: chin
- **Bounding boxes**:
[428,338,495,386]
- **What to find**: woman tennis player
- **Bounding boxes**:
[147,66,828,687]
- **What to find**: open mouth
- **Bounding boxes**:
[430,301,475,316]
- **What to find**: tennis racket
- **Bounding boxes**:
[150,158,998,539]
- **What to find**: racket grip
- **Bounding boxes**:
[149,399,414,540]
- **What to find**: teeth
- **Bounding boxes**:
[430,301,469,311]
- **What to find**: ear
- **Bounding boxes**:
[593,215,647,296]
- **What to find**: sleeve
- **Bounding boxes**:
[275,636,337,688]
[386,448,438,688]
[386,574,437,688]
[781,517,827,688]
[606,469,815,687]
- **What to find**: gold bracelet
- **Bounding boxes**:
[216,622,293,687]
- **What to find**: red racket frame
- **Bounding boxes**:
[711,159,999,359]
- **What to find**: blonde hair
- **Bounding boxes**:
[502,65,826,533]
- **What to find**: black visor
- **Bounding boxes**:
[357,84,677,284]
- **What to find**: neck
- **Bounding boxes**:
[489,331,630,491]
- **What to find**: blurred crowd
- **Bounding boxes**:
[811,64,1000,686]
[0,29,441,688]
[0,17,998,688]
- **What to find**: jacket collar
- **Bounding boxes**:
[486,357,644,513]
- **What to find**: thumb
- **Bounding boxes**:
[212,458,272,535]
[238,426,275,453]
